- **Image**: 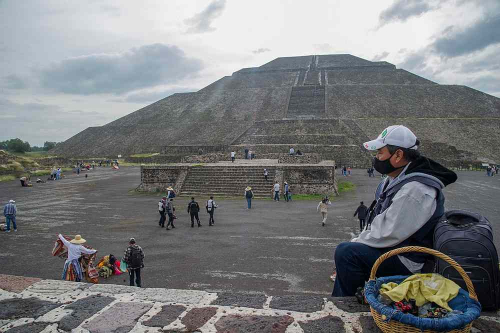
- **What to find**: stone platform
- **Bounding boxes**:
[1,274,499,333]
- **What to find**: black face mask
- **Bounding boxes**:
[372,152,404,175]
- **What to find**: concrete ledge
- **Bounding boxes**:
[1,274,499,332]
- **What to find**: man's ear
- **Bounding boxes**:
[395,149,405,163]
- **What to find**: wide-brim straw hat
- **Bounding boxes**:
[70,235,86,244]
[245,186,252,191]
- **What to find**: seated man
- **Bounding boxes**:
[332,125,457,296]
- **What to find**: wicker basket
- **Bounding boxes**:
[367,246,480,333]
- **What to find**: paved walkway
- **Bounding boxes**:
[1,274,499,333]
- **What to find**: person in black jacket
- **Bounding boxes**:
[353,201,368,231]
[187,197,201,227]
[123,238,145,287]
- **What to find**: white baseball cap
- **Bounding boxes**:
[363,125,418,151]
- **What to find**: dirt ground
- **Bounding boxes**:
[0,167,499,296]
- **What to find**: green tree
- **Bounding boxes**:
[43,141,57,151]
[6,138,31,153]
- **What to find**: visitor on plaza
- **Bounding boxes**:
[158,196,166,228]
[166,186,176,199]
[58,234,97,282]
[289,147,295,155]
[317,196,331,227]
[166,198,176,229]
[264,168,268,181]
[284,182,290,202]
[206,196,218,226]
[331,125,457,297]
[245,186,254,209]
[231,151,236,162]
[187,197,201,227]
[273,182,280,201]
[353,201,368,232]
[3,199,17,232]
[123,237,144,287]
[347,167,352,176]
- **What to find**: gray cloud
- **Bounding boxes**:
[112,88,194,104]
[432,15,500,57]
[372,51,390,61]
[252,48,271,54]
[466,75,500,95]
[0,98,105,146]
[184,0,226,33]
[3,74,26,89]
[37,43,203,95]
[379,0,437,27]
[399,50,428,72]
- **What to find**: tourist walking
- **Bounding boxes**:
[4,199,17,232]
[317,197,331,226]
[158,197,166,228]
[347,167,352,176]
[166,186,176,199]
[289,147,295,155]
[206,196,218,226]
[245,186,254,209]
[123,237,144,287]
[273,182,280,201]
[187,197,201,227]
[264,168,268,181]
[58,234,97,282]
[284,182,290,202]
[353,201,368,232]
[231,151,235,163]
[166,198,176,229]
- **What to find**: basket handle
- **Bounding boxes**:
[369,246,478,301]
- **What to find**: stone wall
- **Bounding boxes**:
[139,164,336,196]
[278,154,321,164]
[138,166,189,192]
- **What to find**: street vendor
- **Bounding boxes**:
[332,125,457,296]
[58,234,97,282]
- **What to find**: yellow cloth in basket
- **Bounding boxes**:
[380,273,460,311]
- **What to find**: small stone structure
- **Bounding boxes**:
[139,163,337,196]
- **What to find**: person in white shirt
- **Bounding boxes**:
[317,197,331,226]
[206,196,218,226]
[273,182,280,201]
[264,169,268,181]
[58,234,97,282]
[231,151,236,163]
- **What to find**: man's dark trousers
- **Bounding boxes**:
[359,218,365,231]
[332,242,411,297]
[191,212,201,227]
[167,213,174,228]
[129,268,141,287]
[274,191,279,201]
[208,210,215,225]
[159,211,166,227]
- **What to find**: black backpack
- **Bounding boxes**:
[434,210,500,310]
[129,246,142,269]
[246,190,253,199]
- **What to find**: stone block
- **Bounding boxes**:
[330,297,370,313]
[0,298,60,320]
[299,315,346,333]
[58,295,114,331]
[269,295,324,313]
[211,293,267,309]
[215,314,294,333]
[83,302,152,333]
[181,307,217,331]
[142,304,186,327]
[134,288,208,304]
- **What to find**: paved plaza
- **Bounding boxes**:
[1,167,500,294]
[1,167,500,332]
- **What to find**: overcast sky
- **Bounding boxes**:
[1,0,499,146]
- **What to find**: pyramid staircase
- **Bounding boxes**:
[180,166,277,198]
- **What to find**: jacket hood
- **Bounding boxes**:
[404,156,457,187]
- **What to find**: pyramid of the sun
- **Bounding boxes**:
[53,54,500,166]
